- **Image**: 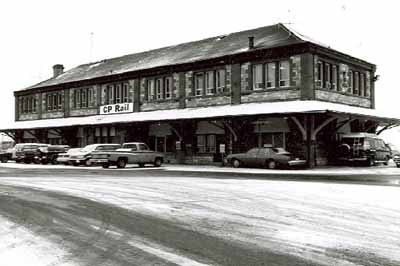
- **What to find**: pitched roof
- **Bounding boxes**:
[22,23,304,91]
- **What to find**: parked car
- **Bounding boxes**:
[56,148,82,165]
[337,133,391,166]
[34,145,70,164]
[226,147,306,169]
[90,142,164,168]
[69,144,121,166]
[393,154,400,168]
[15,143,50,164]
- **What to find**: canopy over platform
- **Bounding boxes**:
[2,101,400,131]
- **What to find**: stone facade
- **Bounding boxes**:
[141,100,180,112]
[69,108,98,117]
[19,113,39,121]
[240,62,250,92]
[241,89,301,103]
[41,111,64,119]
[315,89,372,108]
[185,95,231,108]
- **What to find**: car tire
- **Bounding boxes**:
[383,156,390,166]
[63,162,69,166]
[84,159,92,167]
[397,164,400,168]
[232,159,240,168]
[72,162,80,167]
[1,157,8,163]
[153,158,162,167]
[367,158,375,167]
[117,158,127,168]
[267,160,276,169]
[102,163,110,169]
[24,159,31,164]
[138,163,145,168]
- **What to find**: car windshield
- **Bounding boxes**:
[247,148,260,154]
[272,148,290,154]
[80,145,98,153]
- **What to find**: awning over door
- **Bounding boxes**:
[149,123,172,137]
[253,118,290,133]
[195,121,225,135]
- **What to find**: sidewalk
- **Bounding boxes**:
[1,161,400,176]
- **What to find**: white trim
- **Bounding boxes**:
[4,100,400,131]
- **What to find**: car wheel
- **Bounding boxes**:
[72,162,80,167]
[367,158,375,167]
[117,158,127,168]
[84,159,92,167]
[267,160,276,169]
[153,158,162,167]
[138,163,145,168]
[24,159,31,164]
[397,164,400,168]
[232,159,240,168]
[63,162,69,166]
[1,157,8,163]
[102,163,110,169]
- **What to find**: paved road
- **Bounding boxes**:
[0,166,400,266]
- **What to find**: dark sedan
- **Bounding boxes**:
[226,147,306,169]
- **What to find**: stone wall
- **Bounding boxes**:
[185,95,231,108]
[315,89,372,108]
[241,89,301,103]
[69,108,98,117]
[141,100,180,112]
[19,113,39,121]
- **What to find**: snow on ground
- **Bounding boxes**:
[2,161,400,175]
[0,214,77,266]
[1,174,400,266]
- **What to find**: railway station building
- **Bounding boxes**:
[2,23,399,167]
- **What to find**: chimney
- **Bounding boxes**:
[248,36,254,49]
[52,64,64,78]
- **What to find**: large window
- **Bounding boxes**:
[46,92,63,112]
[316,60,339,91]
[197,134,216,153]
[194,69,226,96]
[73,87,95,109]
[251,60,289,90]
[105,83,129,105]
[147,76,172,101]
[19,95,37,114]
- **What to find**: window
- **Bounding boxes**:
[317,61,323,87]
[73,87,95,109]
[164,77,172,99]
[156,78,163,100]
[332,65,338,91]
[353,72,359,95]
[147,79,155,100]
[19,95,37,114]
[195,73,204,96]
[251,60,289,90]
[325,63,331,89]
[348,70,353,93]
[360,73,365,96]
[279,61,290,87]
[105,83,129,105]
[216,69,225,93]
[197,135,216,153]
[252,64,263,90]
[206,71,215,95]
[147,76,173,101]
[46,92,63,111]
[266,63,276,88]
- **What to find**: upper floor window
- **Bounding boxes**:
[194,69,226,96]
[316,60,338,91]
[252,60,289,90]
[19,95,37,114]
[73,87,95,109]
[147,76,172,101]
[46,92,63,112]
[279,61,290,87]
[105,82,129,105]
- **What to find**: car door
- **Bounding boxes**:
[244,148,261,167]
[138,143,152,163]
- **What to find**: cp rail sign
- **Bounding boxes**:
[100,103,133,115]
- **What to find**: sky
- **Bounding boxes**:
[0,0,399,141]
